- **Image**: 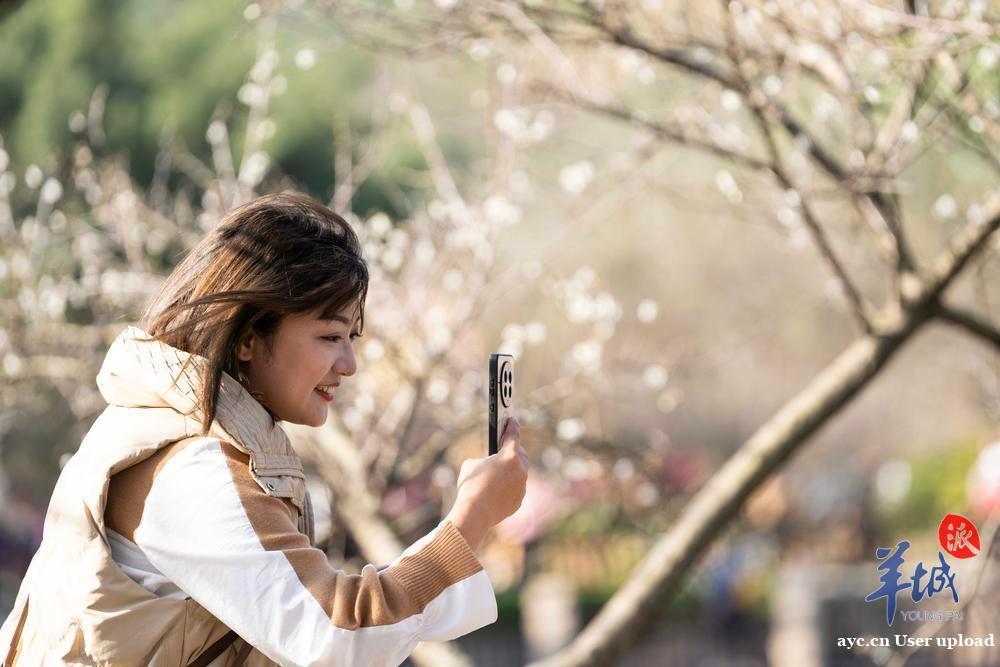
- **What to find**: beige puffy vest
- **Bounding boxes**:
[0,326,315,666]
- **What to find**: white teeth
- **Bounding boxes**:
[316,385,335,393]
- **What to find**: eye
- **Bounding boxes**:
[323,333,363,343]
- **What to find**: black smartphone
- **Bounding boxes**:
[488,353,514,456]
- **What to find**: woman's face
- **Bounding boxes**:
[237,302,361,427]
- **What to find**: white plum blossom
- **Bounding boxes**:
[240,152,270,187]
[427,376,450,403]
[493,109,523,138]
[3,352,24,377]
[294,48,316,70]
[875,459,911,504]
[68,111,87,133]
[238,83,266,108]
[778,206,801,228]
[637,299,658,323]
[498,338,522,357]
[721,89,742,112]
[341,407,364,432]
[413,239,435,265]
[848,149,865,169]
[762,75,782,96]
[642,364,669,389]
[25,165,43,189]
[381,248,403,271]
[467,39,492,61]
[388,93,408,114]
[40,178,63,205]
[432,464,456,488]
[559,160,595,195]
[542,446,563,469]
[967,204,986,226]
[557,418,585,441]
[496,63,517,84]
[978,45,998,69]
[528,110,555,142]
[933,194,957,220]
[635,482,659,507]
[813,93,841,122]
[483,195,522,227]
[524,321,547,344]
[613,458,635,480]
[501,323,524,343]
[367,212,392,239]
[206,120,227,145]
[569,340,602,370]
[715,169,742,203]
[361,339,385,362]
[442,269,463,292]
[354,392,375,415]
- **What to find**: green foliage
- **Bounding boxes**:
[0,0,435,216]
[0,0,252,176]
[548,500,621,537]
[877,438,980,537]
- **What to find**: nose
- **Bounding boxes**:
[335,343,357,377]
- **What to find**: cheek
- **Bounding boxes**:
[268,342,320,390]
[301,341,335,378]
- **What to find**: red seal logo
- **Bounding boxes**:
[938,513,980,559]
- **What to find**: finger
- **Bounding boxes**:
[518,447,529,466]
[500,418,521,447]
[500,424,521,454]
[501,416,520,437]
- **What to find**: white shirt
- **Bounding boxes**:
[105,436,497,666]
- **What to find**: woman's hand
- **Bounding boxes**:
[446,417,529,550]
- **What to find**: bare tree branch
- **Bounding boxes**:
[528,203,1000,666]
[936,303,1000,351]
[538,85,774,173]
[715,3,874,334]
[537,1,920,305]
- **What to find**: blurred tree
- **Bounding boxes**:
[314,1,1000,664]
[2,0,999,665]
[0,0,432,216]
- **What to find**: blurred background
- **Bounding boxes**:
[0,0,998,665]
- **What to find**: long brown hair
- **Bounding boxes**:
[134,191,368,433]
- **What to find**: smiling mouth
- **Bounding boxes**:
[315,388,334,400]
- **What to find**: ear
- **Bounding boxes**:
[236,329,256,363]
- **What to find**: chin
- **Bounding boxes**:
[305,409,328,428]
[281,411,327,428]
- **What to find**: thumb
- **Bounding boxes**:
[499,417,520,451]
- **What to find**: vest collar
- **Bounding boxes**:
[96,325,292,457]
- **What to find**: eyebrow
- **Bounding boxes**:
[323,315,361,329]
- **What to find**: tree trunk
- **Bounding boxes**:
[529,207,1000,666]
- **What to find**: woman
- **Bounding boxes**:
[0,192,529,666]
